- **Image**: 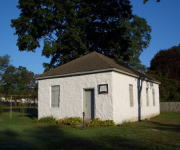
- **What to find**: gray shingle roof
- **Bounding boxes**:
[37,52,158,83]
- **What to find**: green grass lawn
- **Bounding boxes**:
[0,112,179,150]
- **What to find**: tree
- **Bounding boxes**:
[0,55,10,78]
[0,55,10,94]
[148,45,180,101]
[12,0,151,71]
[150,45,180,80]
[1,66,37,97]
[143,0,160,4]
[1,65,17,95]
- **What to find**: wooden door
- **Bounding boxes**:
[83,89,95,119]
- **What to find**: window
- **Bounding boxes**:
[129,84,134,107]
[146,88,149,106]
[152,88,155,106]
[51,85,60,107]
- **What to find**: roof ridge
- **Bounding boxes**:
[95,53,117,68]
[38,51,159,83]
[43,52,96,74]
[95,53,149,78]
[94,52,135,71]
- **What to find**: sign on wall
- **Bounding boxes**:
[98,84,108,94]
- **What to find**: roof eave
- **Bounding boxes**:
[36,68,160,84]
[36,68,114,80]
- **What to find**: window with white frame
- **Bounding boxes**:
[129,84,134,107]
[146,88,149,106]
[51,85,60,107]
[152,88,155,106]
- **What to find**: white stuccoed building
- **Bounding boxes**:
[37,52,160,124]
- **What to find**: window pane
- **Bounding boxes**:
[51,85,60,107]
[129,84,134,107]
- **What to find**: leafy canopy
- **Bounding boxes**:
[143,0,160,4]
[150,45,180,80]
[0,55,10,78]
[12,0,151,71]
[0,55,37,97]
[148,45,180,101]
[1,65,37,96]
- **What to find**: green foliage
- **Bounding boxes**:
[148,71,180,102]
[150,46,180,80]
[58,117,82,126]
[38,116,57,124]
[0,55,10,77]
[1,65,37,97]
[119,121,133,127]
[0,55,10,94]
[0,55,37,97]
[149,45,180,101]
[12,0,151,71]
[38,117,115,127]
[143,0,160,4]
[87,118,115,127]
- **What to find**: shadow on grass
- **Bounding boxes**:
[146,121,180,133]
[0,108,37,118]
[0,125,160,150]
[0,129,32,150]
[23,125,154,150]
[0,111,179,150]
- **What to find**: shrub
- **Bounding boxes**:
[58,117,82,126]
[38,117,115,127]
[118,121,133,127]
[87,118,115,127]
[38,116,57,123]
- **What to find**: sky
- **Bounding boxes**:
[0,0,179,74]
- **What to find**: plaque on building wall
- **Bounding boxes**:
[98,84,108,94]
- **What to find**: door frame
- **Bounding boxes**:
[83,88,95,120]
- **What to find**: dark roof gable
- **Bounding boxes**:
[37,52,159,83]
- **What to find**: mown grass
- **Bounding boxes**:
[0,112,179,150]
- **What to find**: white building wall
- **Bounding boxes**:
[38,71,160,124]
[140,81,160,120]
[112,72,160,124]
[38,72,113,120]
